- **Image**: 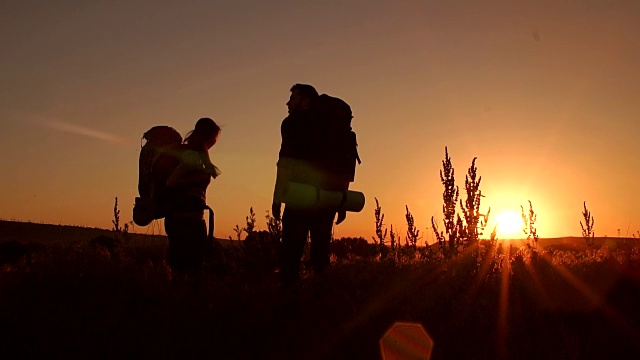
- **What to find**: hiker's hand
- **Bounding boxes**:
[272,202,282,221]
[336,210,347,225]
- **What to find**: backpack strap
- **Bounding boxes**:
[205,205,214,241]
[355,143,362,165]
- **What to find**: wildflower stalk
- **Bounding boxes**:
[389,224,398,251]
[521,200,539,249]
[431,147,460,257]
[580,201,595,248]
[460,158,490,247]
[405,205,420,248]
[245,207,256,235]
[372,197,388,254]
[112,197,121,233]
[265,210,282,243]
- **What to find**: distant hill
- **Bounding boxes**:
[0,220,234,247]
[3,220,638,251]
[0,220,167,246]
[501,236,640,252]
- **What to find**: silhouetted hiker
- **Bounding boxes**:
[273,84,357,286]
[162,118,221,281]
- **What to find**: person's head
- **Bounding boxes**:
[287,83,318,114]
[184,117,221,150]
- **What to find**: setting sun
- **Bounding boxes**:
[495,211,524,239]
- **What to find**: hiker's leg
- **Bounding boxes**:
[281,208,309,284]
[165,215,206,278]
[309,210,336,276]
[181,216,207,275]
[165,216,188,278]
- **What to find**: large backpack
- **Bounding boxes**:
[313,94,361,183]
[133,126,183,226]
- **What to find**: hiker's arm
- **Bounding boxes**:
[271,164,290,221]
[272,160,293,204]
[166,151,210,188]
[202,164,221,178]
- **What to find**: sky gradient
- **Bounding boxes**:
[2,1,639,242]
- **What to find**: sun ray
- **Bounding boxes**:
[541,254,602,307]
[524,257,553,308]
[461,242,499,307]
[538,254,640,349]
[496,245,511,359]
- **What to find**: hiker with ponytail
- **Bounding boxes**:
[165,117,221,280]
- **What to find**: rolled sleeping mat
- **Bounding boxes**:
[283,182,365,212]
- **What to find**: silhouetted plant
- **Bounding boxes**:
[521,200,539,249]
[265,210,282,243]
[228,208,258,242]
[481,225,499,272]
[231,224,243,241]
[372,197,388,254]
[432,147,460,256]
[242,230,280,272]
[389,224,398,251]
[455,215,466,246]
[405,205,420,248]
[245,207,257,235]
[580,201,595,248]
[111,197,128,244]
[431,217,446,250]
[331,237,378,260]
[89,234,119,256]
[0,240,40,267]
[460,158,490,248]
[112,197,121,232]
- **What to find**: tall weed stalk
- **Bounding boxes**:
[460,158,490,248]
[372,198,388,256]
[431,147,460,257]
[405,205,420,248]
[521,200,539,250]
[580,201,595,248]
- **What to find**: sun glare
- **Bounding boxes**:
[495,211,524,239]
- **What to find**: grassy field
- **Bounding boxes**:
[1,220,640,359]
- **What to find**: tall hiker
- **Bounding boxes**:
[273,84,361,286]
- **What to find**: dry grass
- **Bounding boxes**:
[3,147,640,358]
[1,225,639,359]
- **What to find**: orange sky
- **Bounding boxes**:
[1,1,639,242]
